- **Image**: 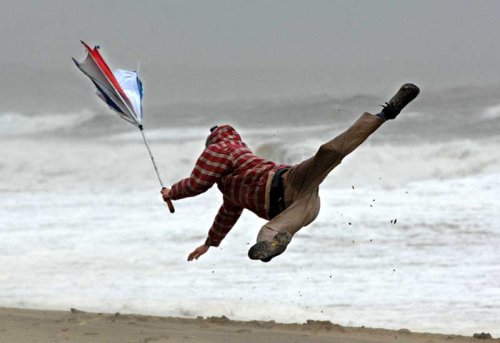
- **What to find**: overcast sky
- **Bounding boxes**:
[1,0,499,109]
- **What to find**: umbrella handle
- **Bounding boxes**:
[165,198,175,213]
[161,187,175,213]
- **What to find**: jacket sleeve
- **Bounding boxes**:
[170,145,232,200]
[205,197,244,247]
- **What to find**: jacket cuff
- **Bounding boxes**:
[205,237,220,247]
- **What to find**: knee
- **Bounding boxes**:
[317,143,343,161]
[318,143,335,155]
[301,195,321,227]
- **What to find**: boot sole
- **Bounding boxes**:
[248,231,292,262]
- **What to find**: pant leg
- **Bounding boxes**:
[283,112,383,199]
[257,190,321,242]
[257,113,383,243]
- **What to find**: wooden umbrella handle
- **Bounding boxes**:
[161,187,175,213]
[166,198,175,213]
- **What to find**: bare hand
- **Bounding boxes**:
[160,188,171,203]
[187,244,209,261]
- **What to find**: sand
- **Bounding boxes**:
[0,307,496,343]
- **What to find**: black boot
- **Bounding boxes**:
[380,83,420,120]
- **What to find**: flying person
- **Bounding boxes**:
[161,84,420,262]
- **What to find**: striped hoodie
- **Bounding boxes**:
[170,125,289,247]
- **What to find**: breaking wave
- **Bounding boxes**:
[482,104,500,120]
[254,137,500,187]
[0,110,96,136]
[3,83,500,140]
[2,131,499,193]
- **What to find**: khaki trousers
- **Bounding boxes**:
[257,112,384,242]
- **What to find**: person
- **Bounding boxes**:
[161,84,420,262]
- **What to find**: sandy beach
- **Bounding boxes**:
[0,307,495,343]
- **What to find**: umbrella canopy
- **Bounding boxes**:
[72,41,175,213]
[72,41,143,126]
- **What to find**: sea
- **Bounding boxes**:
[0,84,499,336]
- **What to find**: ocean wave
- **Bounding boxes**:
[254,137,500,187]
[109,126,210,143]
[2,134,499,192]
[482,104,500,120]
[0,110,96,136]
[4,83,500,140]
[109,124,332,143]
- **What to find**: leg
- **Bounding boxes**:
[249,190,320,262]
[249,84,420,262]
[284,112,383,198]
[257,190,320,241]
[248,114,382,262]
[284,82,420,199]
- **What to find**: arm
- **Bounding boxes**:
[205,198,244,247]
[187,198,243,261]
[170,145,232,200]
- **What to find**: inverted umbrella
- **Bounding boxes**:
[72,41,175,213]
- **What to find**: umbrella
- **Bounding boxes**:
[72,41,175,213]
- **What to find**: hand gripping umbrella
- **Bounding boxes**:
[72,41,175,213]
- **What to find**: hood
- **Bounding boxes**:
[206,125,245,146]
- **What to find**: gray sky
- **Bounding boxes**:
[1,0,499,110]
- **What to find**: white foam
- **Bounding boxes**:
[2,132,500,193]
[0,110,96,136]
[1,129,500,335]
[110,126,209,142]
[482,104,500,119]
[253,137,500,188]
[0,174,499,335]
[109,124,331,143]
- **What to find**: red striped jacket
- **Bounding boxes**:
[170,125,289,247]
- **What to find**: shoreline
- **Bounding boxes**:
[0,307,495,343]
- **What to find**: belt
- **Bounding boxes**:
[269,168,289,219]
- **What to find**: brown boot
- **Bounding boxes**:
[248,231,292,262]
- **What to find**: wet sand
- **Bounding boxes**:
[0,307,496,343]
